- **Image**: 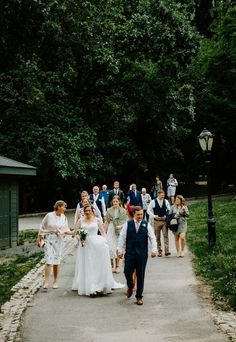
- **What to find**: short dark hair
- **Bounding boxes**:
[83,204,95,214]
[158,189,165,194]
[133,206,143,213]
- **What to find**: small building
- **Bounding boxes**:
[0,155,36,249]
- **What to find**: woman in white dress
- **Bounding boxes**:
[37,200,74,290]
[72,205,124,296]
[104,196,127,273]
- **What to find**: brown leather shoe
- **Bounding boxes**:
[127,287,133,298]
[136,298,143,305]
[165,252,171,256]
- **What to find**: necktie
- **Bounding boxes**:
[135,221,139,233]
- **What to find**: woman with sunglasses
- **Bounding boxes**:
[72,205,124,296]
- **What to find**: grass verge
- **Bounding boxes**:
[0,252,43,307]
[18,229,38,245]
[187,198,236,311]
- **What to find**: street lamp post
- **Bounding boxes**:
[198,128,216,247]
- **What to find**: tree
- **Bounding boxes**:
[189,6,236,190]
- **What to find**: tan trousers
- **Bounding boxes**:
[153,220,169,253]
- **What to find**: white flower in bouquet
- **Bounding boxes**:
[78,228,88,247]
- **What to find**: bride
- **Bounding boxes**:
[72,205,124,296]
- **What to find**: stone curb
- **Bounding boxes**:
[0,240,77,342]
[211,312,236,341]
[0,259,45,342]
[19,208,75,218]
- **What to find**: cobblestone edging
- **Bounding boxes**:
[0,259,45,342]
[211,311,236,341]
[0,241,76,342]
[195,281,236,341]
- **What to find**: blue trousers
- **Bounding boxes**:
[124,253,148,299]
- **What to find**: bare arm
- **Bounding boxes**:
[97,218,106,237]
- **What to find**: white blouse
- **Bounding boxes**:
[39,212,69,235]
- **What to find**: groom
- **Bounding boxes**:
[117,206,157,305]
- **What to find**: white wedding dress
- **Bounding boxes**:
[72,218,124,296]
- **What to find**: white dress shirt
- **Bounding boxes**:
[147,198,170,220]
[93,194,106,217]
[113,189,119,195]
[117,220,157,253]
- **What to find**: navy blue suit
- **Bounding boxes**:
[124,219,148,299]
[127,189,143,207]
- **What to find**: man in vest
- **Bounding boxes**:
[89,186,106,220]
[147,190,171,257]
[117,206,157,305]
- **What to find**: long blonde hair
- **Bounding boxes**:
[176,195,185,206]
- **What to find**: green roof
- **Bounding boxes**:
[0,156,37,176]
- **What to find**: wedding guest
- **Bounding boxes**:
[108,181,125,207]
[125,203,135,220]
[89,186,106,219]
[100,184,110,209]
[127,184,143,207]
[105,196,127,273]
[124,203,137,291]
[151,176,163,199]
[169,195,189,257]
[147,190,171,257]
[141,188,151,221]
[74,191,89,219]
[74,197,101,225]
[72,205,124,296]
[37,200,74,290]
[117,206,157,305]
[167,173,178,205]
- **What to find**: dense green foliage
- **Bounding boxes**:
[189,5,236,191]
[0,0,235,211]
[188,198,236,311]
[0,252,43,306]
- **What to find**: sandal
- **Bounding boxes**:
[43,284,49,291]
[53,283,58,289]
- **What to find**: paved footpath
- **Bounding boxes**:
[20,233,227,342]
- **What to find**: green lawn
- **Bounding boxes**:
[187,198,236,311]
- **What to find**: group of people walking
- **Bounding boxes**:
[37,176,189,306]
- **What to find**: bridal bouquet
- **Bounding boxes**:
[78,228,88,247]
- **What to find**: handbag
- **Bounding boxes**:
[167,214,179,232]
[169,218,178,232]
[37,238,45,248]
